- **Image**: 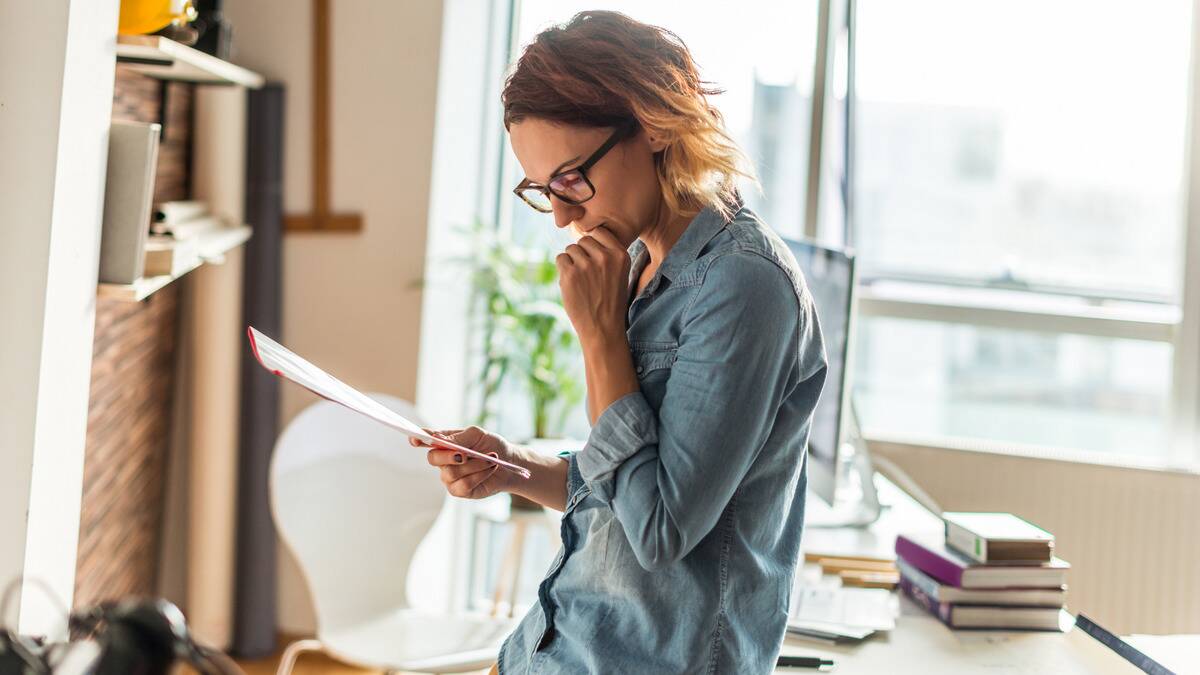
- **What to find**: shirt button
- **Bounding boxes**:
[636,365,644,374]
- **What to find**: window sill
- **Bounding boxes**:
[864,430,1200,476]
[857,280,1180,342]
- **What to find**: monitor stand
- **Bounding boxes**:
[804,409,885,529]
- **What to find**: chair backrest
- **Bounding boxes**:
[269,394,446,634]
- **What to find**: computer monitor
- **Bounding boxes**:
[783,237,856,507]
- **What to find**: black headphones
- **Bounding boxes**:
[0,597,239,675]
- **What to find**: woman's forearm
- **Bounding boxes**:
[506,331,636,511]
[508,447,570,512]
[581,332,640,425]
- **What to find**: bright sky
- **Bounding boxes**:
[516,0,820,134]
[517,0,1193,188]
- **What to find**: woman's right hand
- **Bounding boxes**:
[411,426,521,500]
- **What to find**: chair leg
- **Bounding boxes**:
[490,525,519,617]
[506,520,529,618]
[275,638,325,675]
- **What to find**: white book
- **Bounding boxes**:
[99,121,160,284]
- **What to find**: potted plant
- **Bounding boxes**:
[463,221,584,509]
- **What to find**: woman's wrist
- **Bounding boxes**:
[581,332,639,407]
[577,323,626,352]
[505,444,570,511]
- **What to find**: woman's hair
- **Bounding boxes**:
[502,10,756,219]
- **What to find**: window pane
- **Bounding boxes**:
[853,0,1191,301]
[507,1,819,242]
[854,317,1173,457]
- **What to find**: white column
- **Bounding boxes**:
[415,0,512,613]
[1172,0,1200,466]
[0,0,119,638]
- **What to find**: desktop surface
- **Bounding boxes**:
[788,478,1197,674]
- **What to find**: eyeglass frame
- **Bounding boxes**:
[512,119,640,213]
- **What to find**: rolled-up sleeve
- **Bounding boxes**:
[575,251,820,571]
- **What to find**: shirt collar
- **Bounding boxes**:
[655,205,731,281]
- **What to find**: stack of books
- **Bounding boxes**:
[143,200,220,277]
[896,512,1069,631]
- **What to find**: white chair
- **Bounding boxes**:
[271,394,514,674]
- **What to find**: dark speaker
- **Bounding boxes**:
[192,0,233,59]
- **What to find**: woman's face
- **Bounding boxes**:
[508,118,666,248]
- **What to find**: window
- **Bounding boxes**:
[499,0,822,442]
[851,0,1194,459]
[854,0,1190,300]
[491,0,1199,465]
[504,0,822,247]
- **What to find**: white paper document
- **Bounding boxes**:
[247,326,531,479]
[788,586,898,632]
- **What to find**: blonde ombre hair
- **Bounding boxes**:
[502,11,757,220]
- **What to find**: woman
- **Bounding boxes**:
[414,11,827,674]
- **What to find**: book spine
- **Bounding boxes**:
[895,536,964,587]
[896,557,942,603]
[899,576,953,627]
[945,520,989,562]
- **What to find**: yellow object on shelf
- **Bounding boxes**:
[118,0,197,36]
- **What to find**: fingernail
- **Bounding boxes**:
[454,454,463,464]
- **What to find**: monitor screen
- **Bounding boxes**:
[783,238,854,504]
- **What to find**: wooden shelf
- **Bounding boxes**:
[116,36,265,88]
[99,226,252,302]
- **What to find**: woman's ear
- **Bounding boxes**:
[644,129,670,154]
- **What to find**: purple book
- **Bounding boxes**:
[899,576,1065,631]
[896,534,1069,590]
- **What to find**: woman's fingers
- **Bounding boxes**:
[441,458,494,489]
[440,425,484,447]
[448,464,499,499]
[426,448,465,467]
[586,225,624,251]
[562,242,590,266]
[410,427,464,448]
[576,235,606,258]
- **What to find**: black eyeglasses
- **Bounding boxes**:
[513,119,638,213]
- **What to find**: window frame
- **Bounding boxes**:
[496,0,1200,469]
[809,0,1200,469]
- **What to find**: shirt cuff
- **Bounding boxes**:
[562,451,587,506]
[576,391,658,503]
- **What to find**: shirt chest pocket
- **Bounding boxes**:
[632,341,678,384]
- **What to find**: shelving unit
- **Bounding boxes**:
[98,225,252,302]
[116,35,265,88]
[100,37,263,303]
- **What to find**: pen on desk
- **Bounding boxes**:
[776,655,835,669]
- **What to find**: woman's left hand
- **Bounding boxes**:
[556,226,631,346]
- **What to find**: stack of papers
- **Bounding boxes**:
[247,326,532,479]
[787,585,898,644]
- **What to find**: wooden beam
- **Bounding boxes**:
[286,0,362,233]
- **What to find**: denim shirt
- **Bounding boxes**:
[498,204,827,674]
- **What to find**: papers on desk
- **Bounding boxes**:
[246,326,531,479]
[787,586,899,643]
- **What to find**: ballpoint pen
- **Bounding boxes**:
[776,654,836,669]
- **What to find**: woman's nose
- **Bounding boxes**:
[552,199,584,230]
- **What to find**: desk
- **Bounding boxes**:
[777,478,1199,674]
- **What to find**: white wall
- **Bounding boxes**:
[223,0,448,633]
[873,438,1200,635]
[0,0,119,638]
